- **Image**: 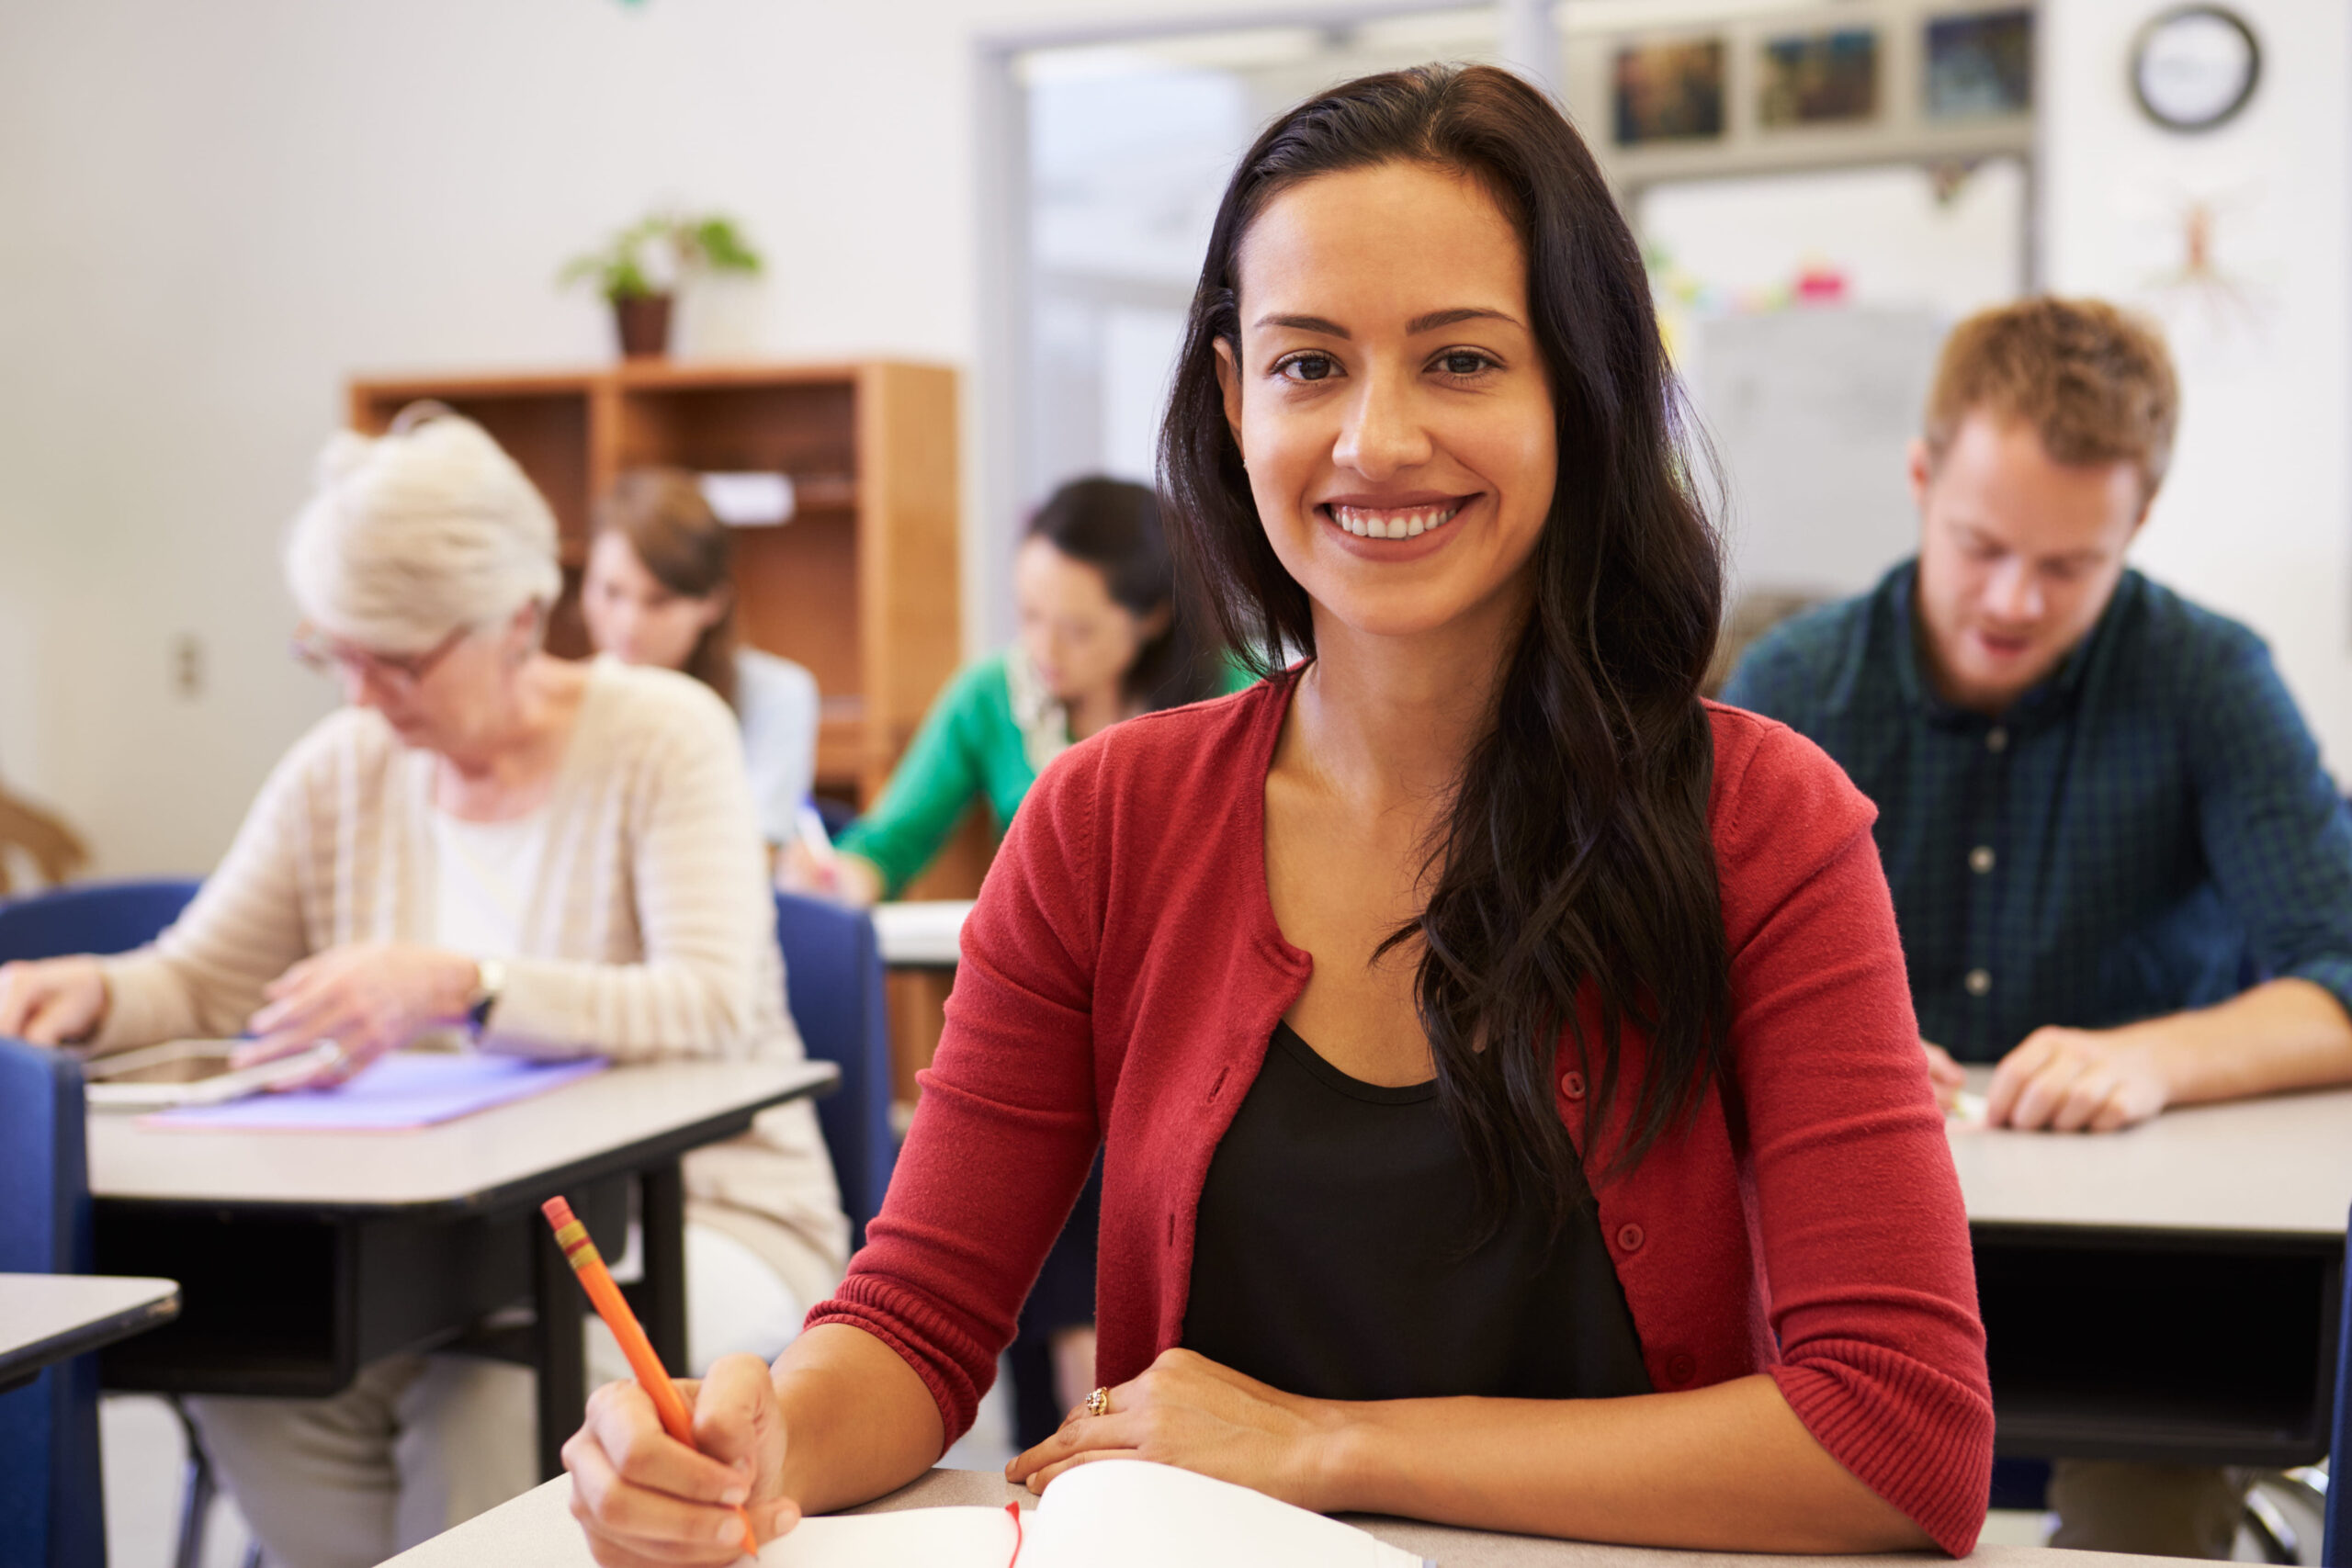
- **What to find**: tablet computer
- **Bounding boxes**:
[83,1039,345,1111]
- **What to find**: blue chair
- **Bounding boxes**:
[774,893,897,1247]
[0,1041,105,1568]
[2325,1206,2352,1563]
[0,878,200,963]
[0,880,225,1566]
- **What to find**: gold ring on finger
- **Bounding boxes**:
[1084,1386,1110,1418]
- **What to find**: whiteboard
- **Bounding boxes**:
[1696,307,1946,599]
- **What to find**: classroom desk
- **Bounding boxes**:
[0,1273,178,1392]
[86,1057,837,1480]
[383,1464,2174,1568]
[872,898,971,969]
[1951,1069,2352,1466]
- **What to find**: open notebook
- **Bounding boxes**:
[765,1461,1431,1568]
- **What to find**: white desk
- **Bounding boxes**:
[0,1273,178,1389]
[385,1466,2172,1568]
[90,1058,835,1211]
[1951,1068,2352,1236]
[1948,1071,2352,1466]
[871,899,971,969]
[90,1058,836,1479]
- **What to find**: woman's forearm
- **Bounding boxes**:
[768,1323,947,1516]
[1314,1373,1929,1553]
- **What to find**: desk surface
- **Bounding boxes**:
[871,898,971,967]
[88,1058,836,1213]
[385,1465,2170,1568]
[0,1273,178,1384]
[1949,1068,2352,1236]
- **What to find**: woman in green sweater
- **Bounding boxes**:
[797,475,1244,905]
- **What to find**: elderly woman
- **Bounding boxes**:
[0,409,845,1568]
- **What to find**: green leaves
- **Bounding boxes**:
[684,216,762,274]
[558,210,764,302]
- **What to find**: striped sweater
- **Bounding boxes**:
[95,660,847,1291]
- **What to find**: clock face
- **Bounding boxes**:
[2132,6,2261,131]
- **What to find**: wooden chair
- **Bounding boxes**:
[0,784,88,897]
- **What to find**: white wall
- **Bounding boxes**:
[2043,0,2352,771]
[6,0,2351,877]
[0,0,1247,875]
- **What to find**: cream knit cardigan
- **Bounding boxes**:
[96,660,848,1292]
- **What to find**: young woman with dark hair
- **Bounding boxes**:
[788,473,1230,907]
[561,63,1990,1562]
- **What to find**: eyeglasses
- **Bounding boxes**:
[289,623,470,692]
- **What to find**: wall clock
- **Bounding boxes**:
[2131,5,2261,131]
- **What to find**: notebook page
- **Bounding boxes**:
[760,1503,1015,1567]
[1024,1461,1430,1568]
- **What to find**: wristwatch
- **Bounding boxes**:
[465,957,506,1042]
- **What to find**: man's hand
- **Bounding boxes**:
[1986,1027,2168,1133]
[1920,1040,1966,1108]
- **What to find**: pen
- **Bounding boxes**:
[794,800,841,893]
[541,1196,760,1560]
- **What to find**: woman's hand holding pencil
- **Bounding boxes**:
[545,1196,795,1564]
[563,1357,797,1566]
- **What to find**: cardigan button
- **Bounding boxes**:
[1666,1352,1697,1384]
[1558,1071,1586,1100]
[1615,1223,1645,1253]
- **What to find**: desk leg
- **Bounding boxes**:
[534,1218,587,1482]
[633,1159,688,1374]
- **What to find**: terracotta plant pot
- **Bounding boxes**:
[613,293,673,358]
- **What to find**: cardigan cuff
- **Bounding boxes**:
[805,1273,999,1448]
[1771,1341,1995,1557]
[90,955,190,1053]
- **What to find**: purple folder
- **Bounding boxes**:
[143,1051,609,1132]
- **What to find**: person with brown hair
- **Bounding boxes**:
[1724,298,2352,1554]
[584,468,820,848]
[560,62,1990,1563]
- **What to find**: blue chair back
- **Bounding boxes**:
[773,893,896,1249]
[0,1041,105,1568]
[2327,1204,2352,1564]
[0,878,201,962]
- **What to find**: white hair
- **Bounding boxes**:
[284,406,563,651]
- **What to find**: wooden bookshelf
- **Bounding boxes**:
[347,361,962,813]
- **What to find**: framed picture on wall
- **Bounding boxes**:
[1925,8,2033,119]
[1759,28,1880,127]
[1613,39,1727,145]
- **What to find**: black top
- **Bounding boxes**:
[1181,1021,1652,1403]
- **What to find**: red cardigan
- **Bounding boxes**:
[809,678,1993,1554]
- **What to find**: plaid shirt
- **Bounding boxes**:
[1721,561,2352,1062]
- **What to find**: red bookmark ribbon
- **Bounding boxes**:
[1005,1500,1026,1566]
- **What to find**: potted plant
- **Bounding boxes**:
[560,211,764,358]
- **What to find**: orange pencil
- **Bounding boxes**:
[542,1195,759,1560]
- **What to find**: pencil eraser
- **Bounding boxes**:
[542,1196,576,1229]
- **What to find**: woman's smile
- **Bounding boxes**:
[1321,494,1473,539]
[1316,491,1482,564]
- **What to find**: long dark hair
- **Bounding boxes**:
[594,468,740,708]
[1026,476,1223,712]
[1159,64,1731,1235]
